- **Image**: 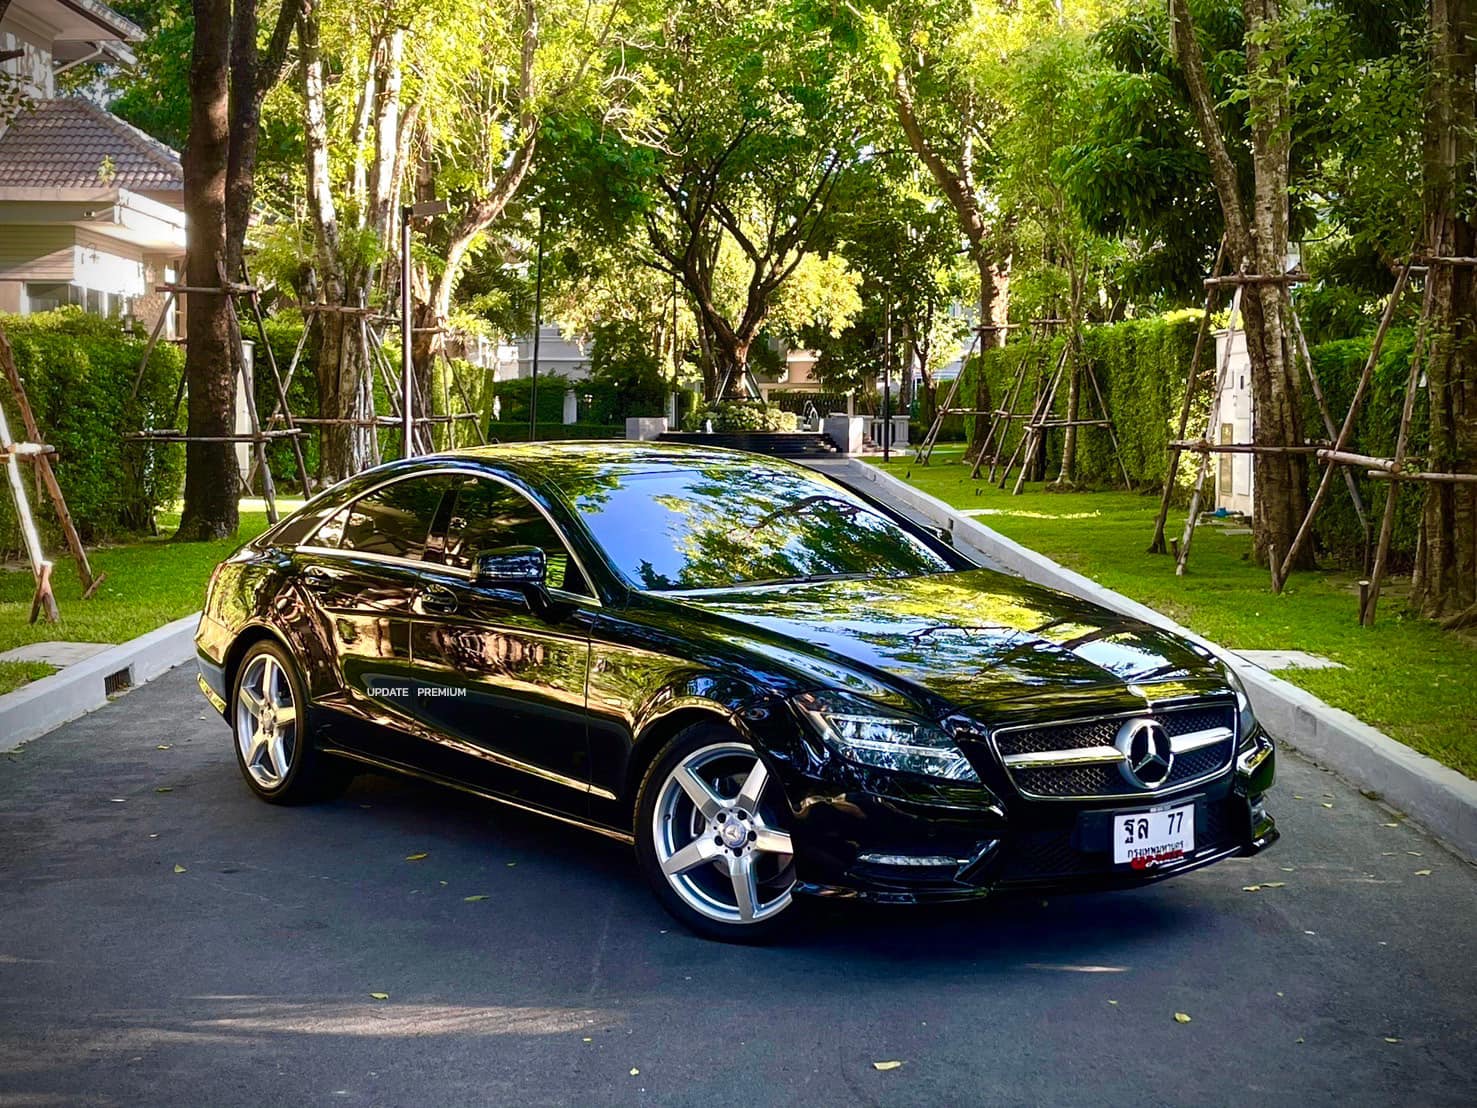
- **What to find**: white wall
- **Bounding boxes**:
[1213,328,1254,516]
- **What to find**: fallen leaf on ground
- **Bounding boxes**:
[405,853,428,862]
[1107,1000,1118,1006]
[1406,851,1422,857]
[872,1061,904,1071]
[629,1068,640,1076]
[155,787,173,794]
[1414,869,1432,877]
[1296,1037,1305,1044]
[1384,1037,1400,1044]
[1276,992,1284,997]
[1262,881,1286,889]
[173,864,186,874]
[156,744,172,750]
[582,1037,592,1043]
[1293,794,1305,800]
[110,798,125,803]
[370,992,389,1001]
[507,862,518,867]
[1321,803,1334,809]
[1173,1013,1192,1024]
[1280,866,1295,872]
[464,895,488,902]
[1242,885,1262,892]
[1382,822,1399,828]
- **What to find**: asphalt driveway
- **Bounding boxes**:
[1,665,1474,1106]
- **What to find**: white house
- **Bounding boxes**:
[0,0,185,333]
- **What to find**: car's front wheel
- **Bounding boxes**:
[635,725,799,942]
[231,640,349,805]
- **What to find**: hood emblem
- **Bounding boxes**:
[1115,718,1174,789]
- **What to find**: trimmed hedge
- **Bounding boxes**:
[955,312,1421,568]
[0,309,183,545]
[958,310,1213,490]
[487,421,625,441]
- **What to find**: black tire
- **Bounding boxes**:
[230,639,353,805]
[634,722,801,944]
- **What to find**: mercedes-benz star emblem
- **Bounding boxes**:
[1115,718,1174,789]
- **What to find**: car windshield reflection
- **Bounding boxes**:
[570,466,952,591]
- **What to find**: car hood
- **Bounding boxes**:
[667,569,1226,722]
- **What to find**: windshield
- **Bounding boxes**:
[570,465,954,592]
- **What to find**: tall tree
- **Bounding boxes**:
[296,0,407,478]
[1412,0,1477,623]
[177,0,302,541]
[1169,0,1312,579]
[626,0,866,400]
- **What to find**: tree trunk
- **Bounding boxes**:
[967,254,1002,461]
[314,309,376,480]
[175,0,238,542]
[1412,0,1477,620]
[1169,0,1312,572]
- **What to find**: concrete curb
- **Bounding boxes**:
[833,458,1477,865]
[0,612,199,753]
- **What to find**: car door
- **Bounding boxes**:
[404,475,596,817]
[291,473,457,765]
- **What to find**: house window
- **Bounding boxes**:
[23,282,131,319]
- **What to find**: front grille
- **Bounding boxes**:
[991,703,1236,801]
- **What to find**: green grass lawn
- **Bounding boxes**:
[0,501,285,695]
[874,448,1477,780]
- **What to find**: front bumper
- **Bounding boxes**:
[771,729,1278,905]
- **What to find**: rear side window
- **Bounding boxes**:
[330,475,454,561]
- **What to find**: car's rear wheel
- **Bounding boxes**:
[231,640,349,804]
[635,725,799,942]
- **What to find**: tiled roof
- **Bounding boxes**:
[0,98,181,193]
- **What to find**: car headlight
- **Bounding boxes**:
[794,691,980,783]
[1225,668,1259,749]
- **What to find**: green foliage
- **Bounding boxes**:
[681,402,798,432]
[588,322,669,422]
[955,309,1424,569]
[960,311,1213,490]
[489,375,576,427]
[0,311,183,545]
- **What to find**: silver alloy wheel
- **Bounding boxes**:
[235,652,298,790]
[652,742,795,925]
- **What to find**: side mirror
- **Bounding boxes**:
[472,545,547,596]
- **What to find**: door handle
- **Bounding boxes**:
[419,585,458,614]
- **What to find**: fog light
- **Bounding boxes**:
[858,852,971,867]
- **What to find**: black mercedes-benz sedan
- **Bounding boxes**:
[195,442,1278,941]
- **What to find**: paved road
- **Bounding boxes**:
[2,666,1474,1107]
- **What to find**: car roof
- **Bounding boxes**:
[420,440,816,500]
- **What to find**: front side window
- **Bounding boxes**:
[331,475,454,561]
[443,478,588,595]
[572,465,953,592]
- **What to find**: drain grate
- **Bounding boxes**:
[104,666,134,697]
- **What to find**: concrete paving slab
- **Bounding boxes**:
[0,641,115,666]
[1234,649,1348,671]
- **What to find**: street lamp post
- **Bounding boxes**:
[882,295,892,463]
[530,206,545,442]
[400,198,449,459]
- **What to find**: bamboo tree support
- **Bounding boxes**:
[1000,333,1127,495]
[1149,237,1227,554]
[989,333,1058,483]
[1174,284,1243,576]
[1359,277,1438,627]
[968,319,1063,481]
[237,261,311,494]
[1276,261,1416,586]
[994,342,1068,488]
[913,326,985,465]
[0,324,104,601]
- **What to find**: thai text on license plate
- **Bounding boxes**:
[1113,803,1194,868]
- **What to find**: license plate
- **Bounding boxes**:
[1113,803,1194,868]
